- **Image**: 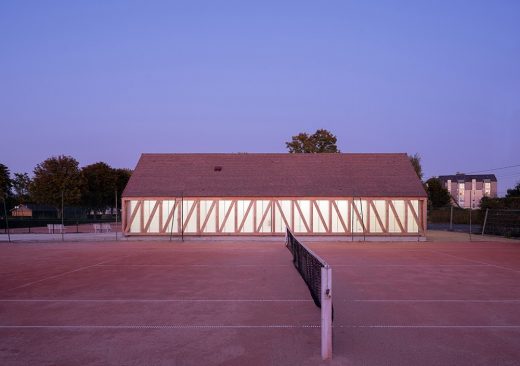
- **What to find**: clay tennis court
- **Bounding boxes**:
[1,237,520,365]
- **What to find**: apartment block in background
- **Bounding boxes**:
[438,174,497,209]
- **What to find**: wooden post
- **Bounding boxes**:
[181,194,184,242]
[169,199,177,242]
[321,265,332,360]
[121,199,127,236]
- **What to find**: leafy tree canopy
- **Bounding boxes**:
[114,168,132,202]
[408,153,423,181]
[426,177,451,208]
[81,162,118,210]
[506,181,520,198]
[12,172,31,204]
[30,155,84,214]
[480,195,520,210]
[0,163,12,199]
[286,129,340,153]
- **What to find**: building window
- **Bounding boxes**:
[458,183,465,206]
[484,182,491,196]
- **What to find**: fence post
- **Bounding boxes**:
[321,266,333,360]
[481,208,489,236]
[469,210,472,241]
[2,197,10,243]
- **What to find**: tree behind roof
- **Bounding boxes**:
[286,129,340,153]
[408,153,423,181]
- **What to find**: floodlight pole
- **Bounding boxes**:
[61,190,64,242]
[115,189,118,241]
[2,195,10,243]
[469,191,472,241]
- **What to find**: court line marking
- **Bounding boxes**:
[343,325,520,329]
[429,250,520,274]
[332,264,489,267]
[95,264,290,267]
[2,299,520,303]
[345,299,520,303]
[1,325,519,330]
[0,325,320,329]
[6,255,133,292]
[0,299,313,303]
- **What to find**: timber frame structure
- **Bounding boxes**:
[122,197,427,237]
[122,153,428,238]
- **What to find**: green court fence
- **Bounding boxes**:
[482,209,520,238]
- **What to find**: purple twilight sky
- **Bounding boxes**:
[1,1,519,195]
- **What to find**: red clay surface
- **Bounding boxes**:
[1,239,520,365]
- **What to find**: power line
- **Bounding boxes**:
[495,172,520,179]
[466,164,520,174]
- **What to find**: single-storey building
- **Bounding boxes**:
[10,204,32,217]
[122,153,427,238]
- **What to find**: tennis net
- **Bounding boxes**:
[285,228,333,360]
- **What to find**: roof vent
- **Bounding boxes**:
[214,166,222,172]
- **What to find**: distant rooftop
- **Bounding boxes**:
[438,174,497,182]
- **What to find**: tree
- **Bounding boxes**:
[12,173,32,204]
[0,163,12,199]
[30,155,84,217]
[426,177,451,208]
[506,181,520,198]
[408,153,423,181]
[114,168,132,204]
[81,162,117,212]
[286,129,340,153]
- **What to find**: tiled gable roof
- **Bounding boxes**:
[123,153,426,198]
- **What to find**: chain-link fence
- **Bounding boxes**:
[0,202,121,242]
[482,209,520,238]
[428,206,483,234]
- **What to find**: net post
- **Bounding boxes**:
[321,265,333,360]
